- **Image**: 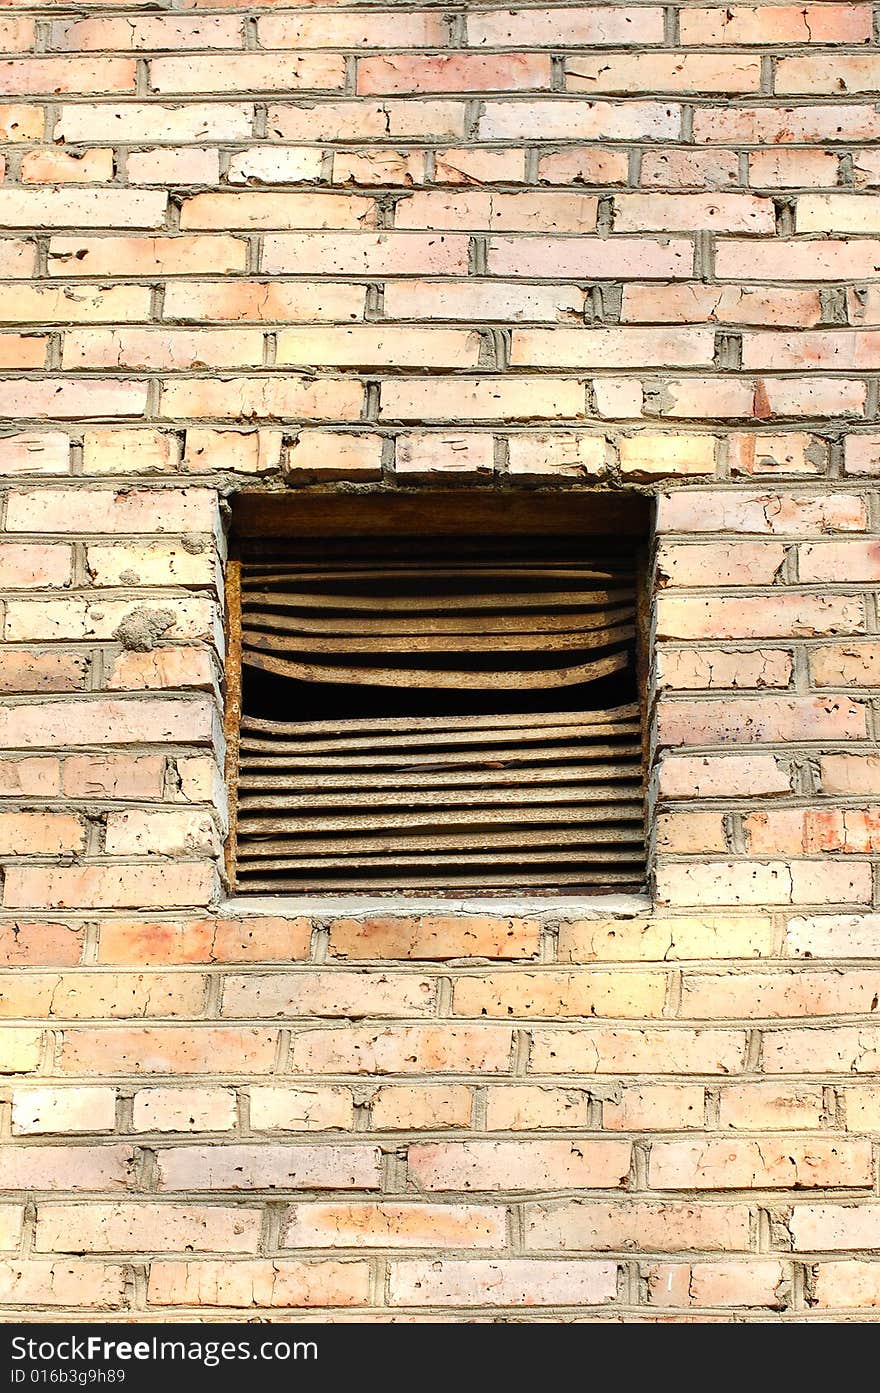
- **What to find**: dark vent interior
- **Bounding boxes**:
[229,528,647,897]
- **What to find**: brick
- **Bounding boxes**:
[388,1259,617,1307]
[451,970,667,1019]
[718,1084,826,1131]
[488,236,692,279]
[681,969,880,1018]
[728,433,827,475]
[0,921,83,968]
[469,8,665,45]
[5,487,218,535]
[812,1262,880,1308]
[845,435,880,473]
[4,863,217,912]
[276,326,481,369]
[289,1024,512,1075]
[693,105,880,145]
[60,1028,276,1075]
[267,100,467,143]
[147,1259,371,1308]
[132,1088,237,1134]
[0,380,149,421]
[35,1204,261,1255]
[507,432,606,478]
[408,1140,631,1191]
[223,970,435,1019]
[12,1088,116,1136]
[603,1084,706,1131]
[657,593,863,640]
[151,53,345,95]
[55,104,253,144]
[525,1199,749,1252]
[529,1027,746,1075]
[656,860,872,908]
[0,189,163,229]
[567,53,760,95]
[20,149,114,184]
[0,652,88,696]
[717,239,880,282]
[396,190,598,233]
[0,758,61,798]
[156,1145,381,1192]
[332,150,426,186]
[283,1202,505,1249]
[52,15,244,50]
[260,11,445,47]
[328,915,540,961]
[557,916,774,962]
[263,232,469,276]
[82,430,180,475]
[0,970,205,1021]
[786,915,880,959]
[435,148,527,184]
[380,378,587,422]
[0,543,72,588]
[285,430,382,481]
[0,57,136,95]
[0,1145,136,1192]
[164,280,364,323]
[811,643,880,686]
[485,1086,590,1130]
[657,648,793,691]
[511,326,714,368]
[128,148,220,186]
[640,149,739,189]
[679,5,872,45]
[0,433,69,476]
[657,697,868,746]
[843,1088,880,1131]
[619,434,715,477]
[645,1261,788,1310]
[657,541,787,586]
[395,432,494,478]
[107,647,216,693]
[764,1027,880,1074]
[650,1139,872,1189]
[749,149,840,189]
[96,916,312,966]
[370,1085,472,1130]
[61,755,165,800]
[384,280,585,322]
[159,376,363,422]
[249,1087,354,1132]
[0,107,42,142]
[104,809,219,857]
[537,149,629,185]
[180,191,374,231]
[359,54,553,95]
[0,1261,125,1309]
[49,236,247,277]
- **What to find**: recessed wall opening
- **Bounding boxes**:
[226,492,651,898]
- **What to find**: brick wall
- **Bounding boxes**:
[1,0,880,1322]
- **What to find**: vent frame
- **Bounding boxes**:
[224,491,651,899]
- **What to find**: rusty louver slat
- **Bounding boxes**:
[234,538,645,895]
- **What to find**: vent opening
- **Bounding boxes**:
[227,494,649,898]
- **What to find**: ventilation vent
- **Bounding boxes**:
[228,521,647,897]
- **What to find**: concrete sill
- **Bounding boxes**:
[217,893,651,920]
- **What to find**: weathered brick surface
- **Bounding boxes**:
[1,0,879,1326]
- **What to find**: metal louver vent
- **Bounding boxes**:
[229,532,646,896]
